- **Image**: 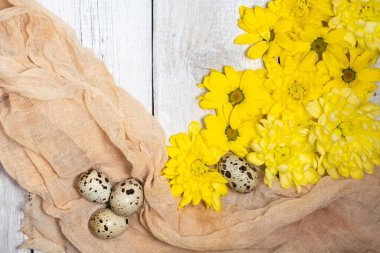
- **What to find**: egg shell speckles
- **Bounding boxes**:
[89,208,129,239]
[110,178,144,217]
[218,154,259,193]
[77,168,112,204]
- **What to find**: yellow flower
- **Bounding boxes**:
[162,121,229,212]
[289,26,354,67]
[264,54,330,122]
[246,115,319,192]
[268,0,333,30]
[202,104,257,157]
[324,48,380,99]
[198,66,272,128]
[329,0,380,51]
[307,88,380,179]
[235,6,293,59]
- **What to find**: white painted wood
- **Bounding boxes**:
[38,0,153,113]
[153,0,267,137]
[0,1,152,252]
[0,165,29,253]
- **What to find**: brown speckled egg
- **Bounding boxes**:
[218,154,259,193]
[77,168,112,204]
[110,178,144,217]
[89,208,129,239]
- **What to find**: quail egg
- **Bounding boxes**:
[218,154,259,193]
[77,168,112,203]
[110,178,144,217]
[88,208,129,239]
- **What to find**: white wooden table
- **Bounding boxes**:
[0,1,379,252]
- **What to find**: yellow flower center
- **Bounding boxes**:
[268,29,275,42]
[290,0,311,19]
[338,121,353,137]
[228,89,245,106]
[311,37,327,59]
[274,146,291,163]
[342,68,356,83]
[261,29,275,42]
[357,2,378,21]
[288,83,306,101]
[191,160,209,176]
[225,126,239,141]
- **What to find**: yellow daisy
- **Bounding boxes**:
[324,48,380,99]
[307,88,380,179]
[235,6,293,59]
[202,104,257,157]
[290,26,354,67]
[268,0,333,30]
[246,115,319,192]
[329,0,380,52]
[162,121,229,212]
[264,54,330,122]
[198,66,272,128]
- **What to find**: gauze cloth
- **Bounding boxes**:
[0,1,379,252]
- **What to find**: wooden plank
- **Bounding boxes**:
[153,0,264,136]
[39,0,153,112]
[0,0,152,252]
[0,166,29,253]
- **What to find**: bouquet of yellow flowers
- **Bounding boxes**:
[163,0,380,212]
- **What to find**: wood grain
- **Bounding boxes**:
[0,166,28,253]
[39,0,153,112]
[153,0,267,136]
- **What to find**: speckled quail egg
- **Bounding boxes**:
[218,154,259,193]
[77,168,112,204]
[89,208,129,239]
[110,177,144,217]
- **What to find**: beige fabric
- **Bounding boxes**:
[0,0,379,252]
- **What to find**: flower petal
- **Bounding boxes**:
[235,33,262,44]
[247,41,269,59]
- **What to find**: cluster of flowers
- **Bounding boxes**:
[162,0,380,212]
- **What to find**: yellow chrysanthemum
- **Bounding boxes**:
[307,88,380,179]
[268,0,333,30]
[162,121,229,212]
[329,0,380,52]
[202,104,257,157]
[289,26,354,67]
[235,6,293,59]
[324,48,380,99]
[264,54,330,122]
[246,115,319,192]
[198,66,272,128]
